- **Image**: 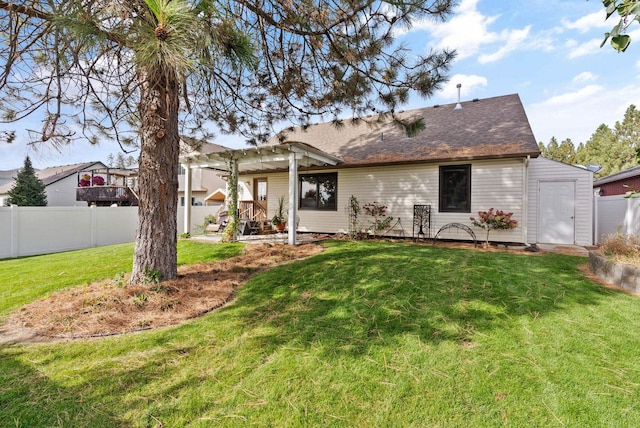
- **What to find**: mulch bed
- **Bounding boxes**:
[5,243,324,342]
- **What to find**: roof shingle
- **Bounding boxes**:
[273,93,540,167]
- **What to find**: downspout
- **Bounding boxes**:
[523,155,530,245]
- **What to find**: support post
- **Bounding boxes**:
[11,204,18,258]
[288,153,298,245]
[183,163,192,236]
[227,157,239,242]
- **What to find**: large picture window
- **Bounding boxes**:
[439,164,471,213]
[299,173,337,210]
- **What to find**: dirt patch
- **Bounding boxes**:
[1,243,324,345]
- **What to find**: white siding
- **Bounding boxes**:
[46,175,86,206]
[243,158,528,243]
[527,157,593,246]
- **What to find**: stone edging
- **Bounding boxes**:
[589,251,640,294]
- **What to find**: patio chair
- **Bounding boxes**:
[204,210,229,234]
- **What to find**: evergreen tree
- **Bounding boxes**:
[539,137,576,165]
[575,123,636,177]
[7,156,47,206]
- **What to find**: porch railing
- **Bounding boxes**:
[239,200,267,221]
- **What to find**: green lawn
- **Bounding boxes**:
[1,240,640,427]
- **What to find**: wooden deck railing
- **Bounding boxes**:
[239,200,267,221]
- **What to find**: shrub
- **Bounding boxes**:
[91,175,105,185]
[470,208,518,247]
[363,201,393,237]
[600,232,640,266]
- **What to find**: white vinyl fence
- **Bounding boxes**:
[594,195,640,244]
[0,205,220,259]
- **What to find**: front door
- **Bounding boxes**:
[254,178,267,208]
[538,181,575,244]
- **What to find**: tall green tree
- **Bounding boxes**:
[7,156,47,206]
[539,137,576,165]
[0,1,456,283]
[575,123,636,177]
[614,104,640,162]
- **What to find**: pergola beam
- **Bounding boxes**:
[179,142,341,242]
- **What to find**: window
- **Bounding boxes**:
[439,164,471,212]
[180,196,195,207]
[299,173,337,210]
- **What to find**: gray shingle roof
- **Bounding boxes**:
[0,161,105,194]
[272,93,540,167]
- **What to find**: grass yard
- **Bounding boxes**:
[1,240,640,427]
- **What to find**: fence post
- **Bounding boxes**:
[91,205,97,248]
[593,194,599,245]
[11,205,18,258]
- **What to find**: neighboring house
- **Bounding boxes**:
[181,93,593,246]
[179,140,228,208]
[593,165,640,196]
[0,169,19,188]
[0,162,106,206]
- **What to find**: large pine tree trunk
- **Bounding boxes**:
[130,65,180,284]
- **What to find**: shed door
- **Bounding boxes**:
[539,181,575,244]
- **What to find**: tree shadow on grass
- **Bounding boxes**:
[0,348,122,427]
[225,240,618,357]
[0,240,627,426]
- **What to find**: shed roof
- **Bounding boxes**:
[271,93,540,167]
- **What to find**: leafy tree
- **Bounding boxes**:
[601,0,640,51]
[0,1,455,283]
[7,156,47,206]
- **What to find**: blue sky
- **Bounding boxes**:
[2,0,639,170]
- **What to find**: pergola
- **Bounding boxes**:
[179,142,341,245]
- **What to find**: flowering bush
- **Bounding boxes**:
[363,201,393,237]
[92,175,105,185]
[470,208,518,247]
[79,173,91,187]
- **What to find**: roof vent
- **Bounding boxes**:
[586,164,603,173]
[454,83,462,110]
[433,104,440,108]
[472,98,479,102]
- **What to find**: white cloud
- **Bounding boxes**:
[567,38,603,58]
[406,0,501,60]
[573,72,597,83]
[404,0,544,64]
[437,74,488,101]
[540,85,604,106]
[562,11,609,33]
[527,84,640,144]
[478,26,531,63]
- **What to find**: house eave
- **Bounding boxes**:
[236,151,540,174]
